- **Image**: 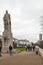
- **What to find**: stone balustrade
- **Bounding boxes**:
[39,48,43,58]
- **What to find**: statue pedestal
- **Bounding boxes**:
[2,30,13,52]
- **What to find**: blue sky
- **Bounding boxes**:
[0,0,43,42]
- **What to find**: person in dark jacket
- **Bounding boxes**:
[9,45,12,55]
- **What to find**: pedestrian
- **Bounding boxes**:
[25,45,27,51]
[9,45,12,56]
[33,45,35,51]
[35,46,39,55]
[0,45,2,57]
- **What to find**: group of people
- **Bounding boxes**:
[0,44,39,57]
[25,44,39,55]
[25,45,35,51]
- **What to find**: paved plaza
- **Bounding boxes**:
[0,51,43,65]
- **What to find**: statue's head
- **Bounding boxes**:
[6,10,8,14]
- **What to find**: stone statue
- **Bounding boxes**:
[3,10,11,30]
[2,10,13,52]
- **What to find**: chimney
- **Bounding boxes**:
[39,34,42,41]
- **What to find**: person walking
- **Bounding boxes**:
[0,45,2,57]
[25,45,27,51]
[35,46,39,55]
[9,45,12,56]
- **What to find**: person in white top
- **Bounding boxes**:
[35,46,39,54]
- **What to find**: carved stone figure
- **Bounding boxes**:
[3,10,11,30]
